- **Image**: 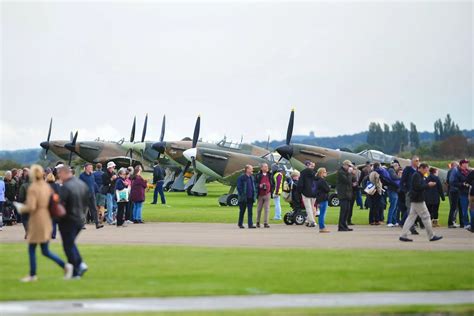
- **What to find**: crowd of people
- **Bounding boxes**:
[235,157,474,239]
[0,160,167,281]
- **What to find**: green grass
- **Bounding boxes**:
[142,182,454,225]
[1,244,472,301]
[66,304,474,316]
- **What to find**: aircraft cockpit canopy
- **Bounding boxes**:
[358,150,395,164]
[216,139,242,150]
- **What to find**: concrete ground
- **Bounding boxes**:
[1,222,473,250]
[1,291,473,315]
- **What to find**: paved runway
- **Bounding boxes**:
[1,222,473,250]
[1,291,473,315]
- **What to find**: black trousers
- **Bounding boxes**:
[398,192,407,225]
[427,203,440,220]
[117,202,127,226]
[87,193,99,226]
[348,197,355,224]
[448,191,459,226]
[368,194,383,224]
[58,223,83,277]
[238,199,254,227]
[338,199,351,230]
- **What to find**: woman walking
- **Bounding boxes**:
[131,166,147,223]
[16,165,72,282]
[315,168,331,233]
[115,168,129,227]
[425,167,445,227]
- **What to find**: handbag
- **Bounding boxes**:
[364,181,377,196]
[49,193,66,218]
[116,188,129,202]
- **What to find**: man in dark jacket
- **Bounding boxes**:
[450,159,470,228]
[336,160,355,232]
[386,161,401,226]
[102,162,117,224]
[236,165,256,229]
[399,156,420,233]
[297,160,317,227]
[57,165,90,278]
[447,161,461,228]
[151,161,166,205]
[399,163,442,242]
[465,169,474,232]
[79,163,103,229]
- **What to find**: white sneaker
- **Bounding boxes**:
[387,223,394,227]
[0,227,3,231]
[64,263,73,280]
[125,220,133,224]
[465,225,471,230]
[394,223,400,227]
[20,275,38,282]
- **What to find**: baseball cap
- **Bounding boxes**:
[304,160,313,166]
[107,161,116,168]
[460,159,469,165]
[342,160,353,167]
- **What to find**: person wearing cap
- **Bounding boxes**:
[297,160,317,227]
[272,165,284,221]
[288,170,302,211]
[56,164,90,278]
[336,160,354,231]
[399,163,443,242]
[359,162,372,209]
[255,163,274,228]
[450,159,471,229]
[79,163,103,229]
[102,161,118,225]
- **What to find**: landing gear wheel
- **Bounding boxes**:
[283,212,294,225]
[329,194,340,207]
[294,212,306,225]
[193,192,207,197]
[165,181,174,191]
[226,194,239,207]
[186,185,194,196]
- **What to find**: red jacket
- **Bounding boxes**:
[130,175,147,202]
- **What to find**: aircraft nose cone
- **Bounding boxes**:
[64,142,75,152]
[183,148,197,162]
[152,141,166,153]
[276,144,293,161]
[40,141,50,150]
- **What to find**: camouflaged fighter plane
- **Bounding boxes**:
[276,109,448,206]
[63,115,162,171]
[40,118,78,162]
[151,115,270,195]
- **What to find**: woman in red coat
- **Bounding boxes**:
[131,166,148,223]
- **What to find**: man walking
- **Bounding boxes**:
[400,156,420,234]
[151,161,166,205]
[79,163,103,229]
[255,163,274,228]
[237,165,257,229]
[337,160,354,231]
[57,165,90,278]
[399,163,443,242]
[297,160,317,227]
[102,162,117,225]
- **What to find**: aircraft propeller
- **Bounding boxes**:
[64,131,78,165]
[40,118,53,158]
[182,115,200,175]
[152,115,166,160]
[276,109,295,161]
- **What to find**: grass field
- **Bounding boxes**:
[142,182,456,225]
[1,244,473,301]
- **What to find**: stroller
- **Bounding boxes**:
[2,201,18,226]
[282,178,308,225]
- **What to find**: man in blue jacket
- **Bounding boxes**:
[79,163,103,229]
[450,159,470,229]
[236,165,257,229]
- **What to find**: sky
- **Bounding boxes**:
[1,1,472,150]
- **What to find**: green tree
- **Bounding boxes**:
[367,122,384,148]
[410,122,420,148]
[391,121,409,154]
[434,114,461,141]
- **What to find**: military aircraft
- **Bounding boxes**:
[276,109,448,206]
[39,118,78,162]
[151,115,270,195]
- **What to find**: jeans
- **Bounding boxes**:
[318,200,328,229]
[448,191,459,226]
[106,193,117,224]
[387,190,399,225]
[52,219,57,239]
[153,180,166,204]
[238,198,254,227]
[460,194,469,226]
[133,202,144,221]
[273,195,282,220]
[355,190,363,208]
[58,224,83,277]
[28,243,65,276]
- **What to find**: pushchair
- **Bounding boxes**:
[282,180,308,225]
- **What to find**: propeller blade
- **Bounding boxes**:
[72,131,78,146]
[192,115,200,148]
[286,109,294,145]
[68,151,73,166]
[266,135,270,150]
[130,116,136,142]
[141,114,148,143]
[47,118,52,142]
[160,115,166,142]
[182,161,192,175]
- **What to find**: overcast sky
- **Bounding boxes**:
[1,1,472,150]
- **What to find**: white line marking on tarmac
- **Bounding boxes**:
[1,291,473,315]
